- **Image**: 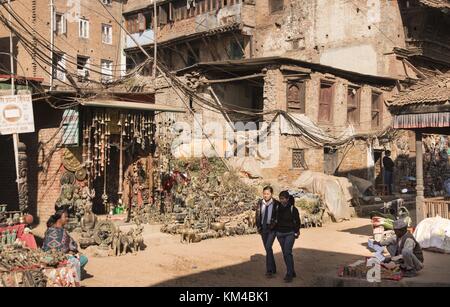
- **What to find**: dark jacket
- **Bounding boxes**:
[397,232,424,263]
[255,198,280,233]
[274,204,301,234]
[383,156,394,172]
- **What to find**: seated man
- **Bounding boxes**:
[375,219,424,277]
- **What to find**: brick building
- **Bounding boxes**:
[121,0,450,188]
[0,0,128,223]
[1,0,450,224]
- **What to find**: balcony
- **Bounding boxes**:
[124,0,245,49]
[126,29,155,49]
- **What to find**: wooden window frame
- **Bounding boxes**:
[371,90,383,129]
[347,86,361,126]
[269,0,284,14]
[318,81,334,123]
[292,148,307,170]
[286,79,306,114]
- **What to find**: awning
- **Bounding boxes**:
[80,100,186,113]
[393,112,450,129]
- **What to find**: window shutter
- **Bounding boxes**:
[62,14,67,34]
[159,6,168,25]
[138,13,146,31]
[319,83,332,122]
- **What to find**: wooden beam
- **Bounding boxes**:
[215,33,232,60]
[185,41,200,62]
[231,32,245,57]
[203,73,265,84]
[209,86,234,130]
[416,131,425,224]
[201,37,218,61]
[207,35,223,60]
[280,65,312,74]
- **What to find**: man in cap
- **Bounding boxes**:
[375,219,424,277]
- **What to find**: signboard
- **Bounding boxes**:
[0,95,35,135]
[62,108,79,146]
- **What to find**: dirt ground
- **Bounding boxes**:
[33,218,450,287]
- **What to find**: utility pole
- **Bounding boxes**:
[153,0,157,77]
[50,0,55,90]
[7,0,20,196]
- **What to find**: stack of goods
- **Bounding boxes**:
[338,258,403,281]
[292,191,325,228]
[0,246,77,287]
[159,158,259,242]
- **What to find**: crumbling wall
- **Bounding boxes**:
[253,0,406,77]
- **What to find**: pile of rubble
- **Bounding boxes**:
[160,158,259,242]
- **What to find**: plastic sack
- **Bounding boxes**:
[414,216,450,253]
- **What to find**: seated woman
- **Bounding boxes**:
[42,209,88,281]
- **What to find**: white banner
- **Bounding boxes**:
[0,94,35,135]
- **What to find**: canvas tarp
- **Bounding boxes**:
[293,171,354,221]
[348,174,374,197]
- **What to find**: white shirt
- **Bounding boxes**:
[261,198,274,225]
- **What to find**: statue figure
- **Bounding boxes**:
[131,224,144,253]
[55,175,76,214]
[81,196,98,233]
[119,230,133,256]
[111,230,122,257]
[123,158,149,222]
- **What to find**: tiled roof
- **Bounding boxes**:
[419,0,450,9]
[388,72,450,106]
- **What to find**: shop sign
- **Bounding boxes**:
[0,95,35,135]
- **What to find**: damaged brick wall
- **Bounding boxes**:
[252,0,406,77]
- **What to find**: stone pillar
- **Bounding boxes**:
[415,131,425,224]
[18,142,29,213]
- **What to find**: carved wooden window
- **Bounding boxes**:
[371,91,383,128]
[287,80,306,113]
[319,82,333,123]
[347,87,361,125]
[292,149,307,169]
[269,0,284,13]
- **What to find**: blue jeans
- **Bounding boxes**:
[261,230,276,274]
[384,171,394,194]
[276,232,296,277]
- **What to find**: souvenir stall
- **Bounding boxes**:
[388,72,450,223]
[0,205,79,287]
[52,98,185,253]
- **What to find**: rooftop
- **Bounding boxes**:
[419,0,450,10]
[388,72,450,107]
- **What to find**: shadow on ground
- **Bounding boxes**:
[151,248,363,287]
[339,224,373,236]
